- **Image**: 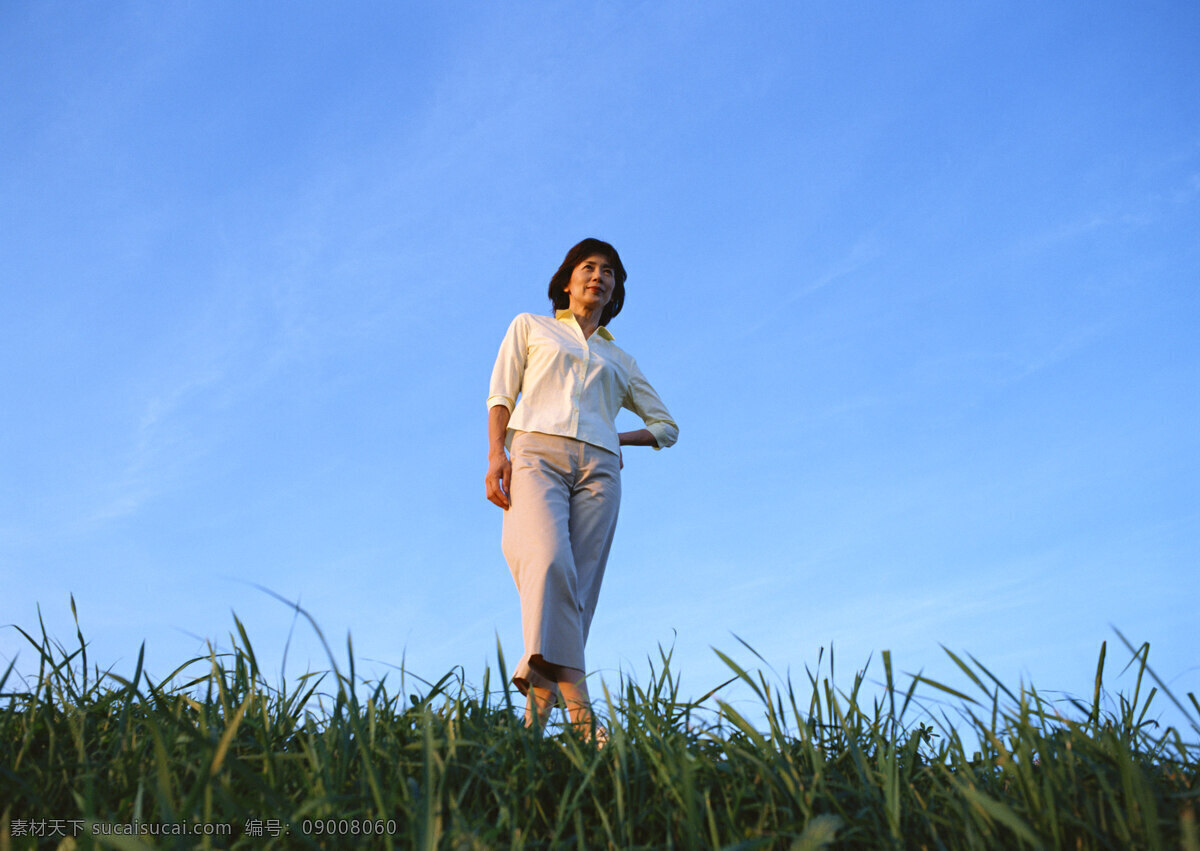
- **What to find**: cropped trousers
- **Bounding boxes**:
[501,431,621,695]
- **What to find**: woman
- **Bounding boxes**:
[485,238,678,736]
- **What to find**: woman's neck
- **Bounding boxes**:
[571,306,602,339]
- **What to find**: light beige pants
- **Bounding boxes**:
[502,431,621,695]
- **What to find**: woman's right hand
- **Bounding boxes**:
[486,404,513,509]
[486,453,512,509]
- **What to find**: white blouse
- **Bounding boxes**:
[487,310,678,456]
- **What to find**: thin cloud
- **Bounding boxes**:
[732,236,882,342]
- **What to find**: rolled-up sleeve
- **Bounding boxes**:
[624,359,678,450]
[487,315,527,412]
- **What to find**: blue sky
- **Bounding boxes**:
[3,1,1197,730]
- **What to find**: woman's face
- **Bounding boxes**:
[563,254,616,314]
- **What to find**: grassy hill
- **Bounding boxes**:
[2,607,1197,849]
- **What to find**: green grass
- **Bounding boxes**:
[2,599,1197,850]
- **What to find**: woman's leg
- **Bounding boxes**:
[533,443,619,739]
[555,666,596,731]
[569,444,621,656]
[524,661,594,732]
[503,435,588,703]
[504,435,618,739]
[526,683,557,727]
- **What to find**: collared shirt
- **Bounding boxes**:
[488,310,678,456]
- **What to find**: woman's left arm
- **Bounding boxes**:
[619,429,659,447]
[622,358,678,451]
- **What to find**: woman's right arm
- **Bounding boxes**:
[486,315,527,509]
[486,406,512,509]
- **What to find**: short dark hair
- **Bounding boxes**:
[547,238,627,326]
